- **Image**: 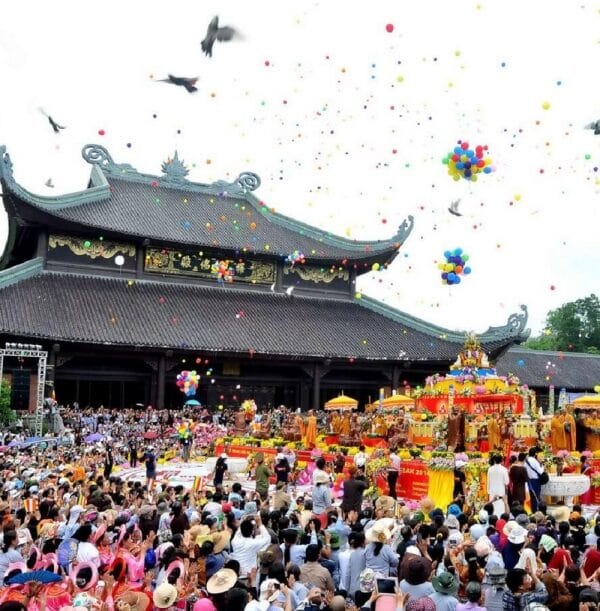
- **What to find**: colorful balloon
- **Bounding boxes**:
[176,370,200,397]
[438,248,472,286]
[211,260,235,283]
[285,250,306,267]
[443,140,495,181]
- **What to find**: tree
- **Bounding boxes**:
[525,294,600,353]
[0,378,16,425]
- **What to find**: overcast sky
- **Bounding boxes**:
[1,0,599,338]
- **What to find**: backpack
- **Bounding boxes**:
[57,537,79,568]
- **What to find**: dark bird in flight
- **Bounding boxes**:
[38,108,66,133]
[448,199,462,217]
[157,75,198,93]
[201,16,237,57]
[45,178,54,188]
[585,120,600,135]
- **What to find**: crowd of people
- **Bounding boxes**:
[0,405,598,611]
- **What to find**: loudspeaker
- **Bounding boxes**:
[11,370,31,410]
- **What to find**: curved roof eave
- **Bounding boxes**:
[0,144,413,260]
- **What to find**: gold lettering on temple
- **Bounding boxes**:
[145,247,275,284]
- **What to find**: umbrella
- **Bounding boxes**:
[184,399,201,406]
[8,440,21,448]
[84,433,104,443]
[324,394,358,411]
[143,431,158,440]
[8,570,63,585]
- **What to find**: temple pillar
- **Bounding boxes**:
[392,365,400,391]
[312,363,321,411]
[157,355,166,409]
[300,383,309,411]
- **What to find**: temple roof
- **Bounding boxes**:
[496,347,600,391]
[0,144,413,266]
[0,258,529,360]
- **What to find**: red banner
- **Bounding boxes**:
[418,394,523,415]
[377,459,430,501]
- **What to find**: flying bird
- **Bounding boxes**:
[38,108,66,133]
[585,120,600,135]
[201,16,237,57]
[157,75,198,93]
[448,199,462,217]
[45,178,54,188]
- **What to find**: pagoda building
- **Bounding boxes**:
[0,144,530,410]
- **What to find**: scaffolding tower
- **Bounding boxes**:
[0,343,48,436]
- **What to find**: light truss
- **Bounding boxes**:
[0,343,48,436]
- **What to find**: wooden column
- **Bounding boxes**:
[157,355,166,409]
[312,363,321,411]
[392,365,400,391]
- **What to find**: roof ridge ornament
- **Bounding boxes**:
[160,151,190,185]
[81,144,138,176]
[483,304,530,339]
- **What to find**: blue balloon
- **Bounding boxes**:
[464,266,471,274]
[441,272,448,279]
[456,162,464,170]
[454,248,463,256]
[483,166,492,174]
[464,169,471,177]
[464,162,471,169]
[444,250,451,258]
[466,149,474,157]
[517,359,525,368]
[454,276,461,284]
[454,146,462,155]
[448,272,456,281]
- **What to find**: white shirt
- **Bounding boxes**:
[338,548,353,589]
[354,452,367,468]
[487,464,509,497]
[76,541,100,567]
[230,524,271,578]
[525,457,544,480]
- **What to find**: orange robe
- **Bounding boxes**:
[339,415,351,436]
[565,413,576,451]
[295,415,306,438]
[488,417,500,450]
[550,415,567,451]
[304,415,318,448]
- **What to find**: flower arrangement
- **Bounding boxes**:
[409,447,422,458]
[428,452,455,471]
[591,473,600,488]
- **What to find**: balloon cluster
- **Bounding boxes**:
[176,370,200,396]
[438,248,471,285]
[442,141,495,181]
[177,420,194,441]
[285,250,305,267]
[212,260,235,283]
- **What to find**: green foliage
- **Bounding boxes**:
[526,294,600,353]
[0,379,16,425]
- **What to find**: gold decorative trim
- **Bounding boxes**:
[284,265,349,283]
[49,234,135,259]
[145,247,275,285]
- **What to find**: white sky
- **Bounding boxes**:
[1,0,599,337]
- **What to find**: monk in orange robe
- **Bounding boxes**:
[487,416,500,451]
[550,413,567,451]
[564,410,576,451]
[339,413,351,436]
[304,410,318,448]
[294,412,306,439]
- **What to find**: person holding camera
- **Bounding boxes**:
[230,513,271,582]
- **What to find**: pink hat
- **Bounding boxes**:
[69,561,99,592]
[193,599,216,611]
[93,523,107,544]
